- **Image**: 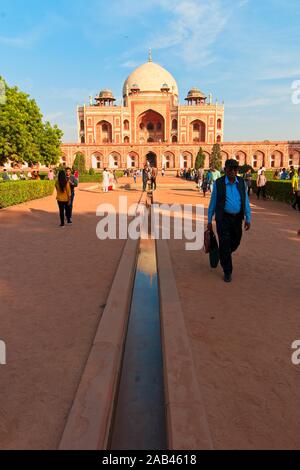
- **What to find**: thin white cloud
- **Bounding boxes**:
[121,60,141,68]
[149,0,230,64]
[227,98,275,109]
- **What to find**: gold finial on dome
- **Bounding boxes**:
[148,48,152,62]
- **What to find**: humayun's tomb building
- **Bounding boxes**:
[61,52,300,170]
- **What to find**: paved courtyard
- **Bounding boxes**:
[0,176,299,449]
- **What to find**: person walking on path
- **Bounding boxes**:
[55,170,72,227]
[292,168,300,211]
[244,169,252,196]
[210,167,221,189]
[102,168,110,192]
[113,169,118,184]
[66,167,78,221]
[151,166,158,191]
[201,175,209,197]
[142,165,148,191]
[207,159,251,283]
[256,170,267,200]
[197,167,204,190]
[206,168,212,192]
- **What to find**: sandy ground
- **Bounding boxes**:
[0,180,141,449]
[154,178,300,450]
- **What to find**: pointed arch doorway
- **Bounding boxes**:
[146,151,157,167]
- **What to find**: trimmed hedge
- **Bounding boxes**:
[78,170,124,183]
[252,180,294,203]
[78,174,103,183]
[0,180,55,208]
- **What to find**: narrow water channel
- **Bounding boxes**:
[109,237,167,450]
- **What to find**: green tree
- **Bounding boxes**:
[210,143,222,170]
[40,122,63,166]
[195,147,206,170]
[0,76,63,166]
[72,152,86,174]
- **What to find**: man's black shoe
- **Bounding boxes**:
[224,273,232,283]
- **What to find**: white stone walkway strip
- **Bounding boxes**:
[156,237,213,450]
[59,194,146,450]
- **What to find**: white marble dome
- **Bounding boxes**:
[123,61,179,96]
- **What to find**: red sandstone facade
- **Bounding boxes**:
[61,55,300,170]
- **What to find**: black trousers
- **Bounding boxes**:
[57,201,71,225]
[151,177,157,190]
[257,186,266,199]
[69,192,75,218]
[292,193,300,210]
[142,179,147,191]
[216,213,243,275]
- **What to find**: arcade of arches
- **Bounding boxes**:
[61,145,300,170]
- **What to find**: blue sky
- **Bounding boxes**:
[1,0,300,142]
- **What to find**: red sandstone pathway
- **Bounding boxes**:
[154,177,300,450]
[0,180,141,450]
[1,175,300,449]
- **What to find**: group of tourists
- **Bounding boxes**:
[142,164,158,191]
[102,168,118,192]
[1,169,42,181]
[273,167,296,180]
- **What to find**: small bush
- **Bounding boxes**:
[0,180,55,208]
[88,168,95,175]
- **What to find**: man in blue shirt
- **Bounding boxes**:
[207,159,251,283]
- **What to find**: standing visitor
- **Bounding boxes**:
[133,171,137,184]
[161,167,165,177]
[256,170,267,200]
[2,169,10,181]
[207,159,251,283]
[102,168,110,192]
[151,166,158,191]
[292,168,300,211]
[289,166,295,180]
[55,170,71,227]
[197,167,204,188]
[280,168,288,180]
[206,168,212,191]
[201,175,209,197]
[113,169,118,184]
[47,169,54,180]
[244,169,252,196]
[142,165,148,191]
[66,167,78,221]
[210,167,221,191]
